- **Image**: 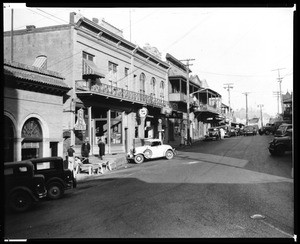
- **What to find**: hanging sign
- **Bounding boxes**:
[74,108,86,130]
[138,107,148,118]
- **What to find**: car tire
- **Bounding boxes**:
[134,154,144,164]
[9,190,33,212]
[143,149,152,159]
[47,182,64,200]
[165,150,174,160]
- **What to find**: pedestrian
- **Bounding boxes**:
[81,137,91,164]
[219,127,225,139]
[98,138,105,160]
[67,145,75,173]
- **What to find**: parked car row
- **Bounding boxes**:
[4,157,76,213]
[204,125,246,140]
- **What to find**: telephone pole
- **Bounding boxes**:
[272,68,285,114]
[243,92,250,125]
[273,91,281,115]
[223,83,234,116]
[180,58,195,145]
[257,104,264,128]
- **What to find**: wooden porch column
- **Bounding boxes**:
[107,109,111,154]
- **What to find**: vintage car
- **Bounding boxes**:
[242,125,257,136]
[205,127,220,140]
[268,129,292,156]
[273,123,292,137]
[30,157,76,200]
[127,139,176,164]
[4,161,47,212]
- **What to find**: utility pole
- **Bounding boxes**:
[243,92,250,125]
[257,104,264,128]
[272,68,285,114]
[180,58,195,145]
[273,91,281,115]
[223,83,234,117]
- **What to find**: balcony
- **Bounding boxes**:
[75,80,168,108]
[169,92,187,103]
[193,102,221,114]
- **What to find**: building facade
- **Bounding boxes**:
[4,60,70,162]
[4,12,170,156]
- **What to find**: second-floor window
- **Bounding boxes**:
[150,77,156,97]
[140,73,145,94]
[160,81,164,100]
[108,61,118,85]
[125,68,129,77]
[83,52,94,61]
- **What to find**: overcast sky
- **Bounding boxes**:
[3,4,295,117]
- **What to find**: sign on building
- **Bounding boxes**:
[74,108,86,130]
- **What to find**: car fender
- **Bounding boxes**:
[8,186,38,202]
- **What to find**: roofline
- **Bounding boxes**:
[166,53,192,73]
[4,59,64,79]
[78,16,170,69]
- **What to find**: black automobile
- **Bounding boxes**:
[268,129,292,156]
[4,161,47,212]
[242,125,256,136]
[205,127,220,140]
[262,123,276,135]
[274,123,292,137]
[30,157,76,200]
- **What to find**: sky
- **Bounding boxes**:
[3,3,295,117]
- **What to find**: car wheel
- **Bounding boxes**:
[9,190,33,212]
[269,149,276,156]
[165,150,174,160]
[47,182,64,200]
[143,149,152,159]
[134,154,144,164]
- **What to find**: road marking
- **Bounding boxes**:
[260,219,294,238]
[187,161,200,164]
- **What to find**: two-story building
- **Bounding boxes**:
[4,12,170,156]
[165,53,223,145]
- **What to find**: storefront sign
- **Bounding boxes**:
[139,107,148,118]
[74,108,86,130]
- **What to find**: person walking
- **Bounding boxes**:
[81,138,91,164]
[98,138,105,160]
[219,127,225,139]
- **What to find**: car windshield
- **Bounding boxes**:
[244,126,253,130]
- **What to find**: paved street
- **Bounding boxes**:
[4,134,294,239]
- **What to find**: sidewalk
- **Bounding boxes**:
[76,153,128,182]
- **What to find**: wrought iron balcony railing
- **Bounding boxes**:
[75,80,168,108]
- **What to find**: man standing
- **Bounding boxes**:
[67,145,75,176]
[98,138,105,160]
[81,138,91,164]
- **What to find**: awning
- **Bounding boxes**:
[82,59,105,79]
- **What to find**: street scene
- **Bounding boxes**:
[4,134,293,238]
[3,5,294,240]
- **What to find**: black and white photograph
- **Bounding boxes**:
[3,2,295,240]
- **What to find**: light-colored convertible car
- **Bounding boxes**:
[127,139,176,164]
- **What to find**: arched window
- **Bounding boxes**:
[21,118,43,160]
[150,77,156,97]
[140,73,145,94]
[160,81,164,99]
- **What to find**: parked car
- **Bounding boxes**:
[127,139,176,164]
[4,161,47,212]
[30,157,76,200]
[242,125,256,136]
[268,128,292,156]
[205,127,220,140]
[229,127,237,137]
[274,123,292,137]
[262,123,276,135]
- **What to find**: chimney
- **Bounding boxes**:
[26,25,36,31]
[70,12,76,24]
[92,18,99,24]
